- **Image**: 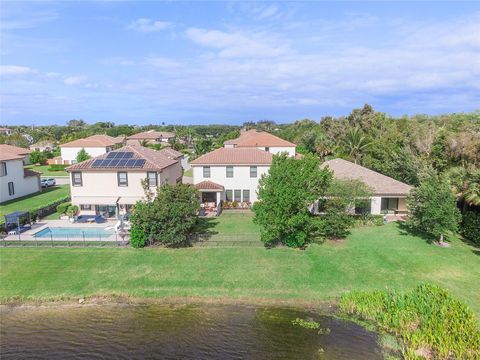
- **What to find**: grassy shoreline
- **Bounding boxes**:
[1,221,479,316]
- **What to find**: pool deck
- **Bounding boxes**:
[4,219,120,241]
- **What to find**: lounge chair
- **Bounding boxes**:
[95,215,105,224]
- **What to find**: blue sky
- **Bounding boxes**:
[1,1,479,125]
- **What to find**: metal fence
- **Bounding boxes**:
[0,232,130,248]
[189,233,262,247]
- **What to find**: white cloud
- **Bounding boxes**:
[0,65,37,76]
[185,28,291,58]
[64,76,87,86]
[127,18,172,32]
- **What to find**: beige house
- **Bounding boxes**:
[60,135,124,164]
[126,130,175,146]
[30,140,55,152]
[321,158,412,215]
[0,127,13,136]
[66,145,182,218]
[0,144,41,203]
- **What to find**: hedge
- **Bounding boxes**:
[461,211,480,245]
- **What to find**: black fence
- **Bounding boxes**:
[1,232,130,248]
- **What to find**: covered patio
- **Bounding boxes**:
[4,211,31,236]
[195,180,224,216]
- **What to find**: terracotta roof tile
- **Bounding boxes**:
[322,158,412,196]
[0,144,30,161]
[190,147,273,165]
[195,180,224,191]
[60,135,123,148]
[127,130,175,140]
[159,147,184,159]
[66,145,178,172]
[225,130,295,147]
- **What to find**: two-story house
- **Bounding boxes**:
[126,130,176,146]
[224,129,296,156]
[66,145,182,218]
[60,135,124,164]
[0,144,41,203]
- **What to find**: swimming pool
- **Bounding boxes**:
[35,227,114,239]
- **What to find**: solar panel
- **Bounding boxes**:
[106,152,117,159]
[109,159,120,167]
[125,159,136,167]
[133,159,146,168]
[123,152,134,159]
[117,159,128,167]
[91,159,104,167]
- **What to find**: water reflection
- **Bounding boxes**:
[1,304,382,359]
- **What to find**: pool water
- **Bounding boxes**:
[35,227,114,239]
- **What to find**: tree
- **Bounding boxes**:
[407,174,461,243]
[29,150,48,165]
[130,183,200,247]
[67,119,86,127]
[253,154,332,247]
[342,128,371,164]
[76,148,91,163]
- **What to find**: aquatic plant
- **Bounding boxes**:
[291,317,320,329]
[339,284,480,359]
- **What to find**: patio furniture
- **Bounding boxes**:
[95,215,105,224]
[86,218,96,223]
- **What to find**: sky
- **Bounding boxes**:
[0,1,479,126]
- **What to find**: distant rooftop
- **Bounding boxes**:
[60,135,124,148]
[127,130,175,140]
[224,130,295,148]
[191,147,273,165]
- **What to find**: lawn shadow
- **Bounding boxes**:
[188,217,219,245]
[472,249,480,256]
[396,221,438,244]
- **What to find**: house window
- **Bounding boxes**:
[234,189,241,202]
[381,198,399,212]
[265,147,270,152]
[203,166,211,178]
[243,189,250,202]
[118,172,128,187]
[0,162,6,177]
[147,172,158,187]
[80,204,92,210]
[8,182,14,196]
[72,172,82,186]
[226,166,234,178]
[250,166,257,178]
[226,190,233,202]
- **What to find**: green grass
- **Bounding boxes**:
[25,165,68,177]
[0,185,70,218]
[183,168,193,177]
[1,218,479,318]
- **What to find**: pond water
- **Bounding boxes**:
[0,304,383,359]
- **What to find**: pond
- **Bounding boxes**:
[0,304,383,359]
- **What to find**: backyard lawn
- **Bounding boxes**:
[0,185,70,219]
[25,165,68,177]
[1,214,479,317]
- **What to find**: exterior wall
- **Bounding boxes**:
[192,165,270,202]
[257,146,295,156]
[370,196,408,215]
[69,162,182,212]
[0,159,40,203]
[60,146,109,164]
[159,163,183,185]
[224,144,235,148]
[398,198,408,212]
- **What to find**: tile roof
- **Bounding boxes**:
[195,180,224,191]
[66,145,179,172]
[24,168,41,177]
[224,130,295,147]
[127,130,176,140]
[322,158,412,196]
[0,144,30,161]
[159,147,184,159]
[190,147,273,165]
[60,135,124,148]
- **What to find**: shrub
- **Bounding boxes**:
[56,202,71,214]
[461,211,480,245]
[340,284,480,359]
[130,225,148,248]
[48,164,68,171]
[66,205,79,217]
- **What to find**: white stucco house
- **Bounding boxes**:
[126,130,176,146]
[60,135,124,165]
[0,144,41,203]
[320,158,412,215]
[0,127,13,136]
[66,145,182,218]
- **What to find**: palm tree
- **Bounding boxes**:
[447,167,480,208]
[342,128,372,164]
[464,170,480,206]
